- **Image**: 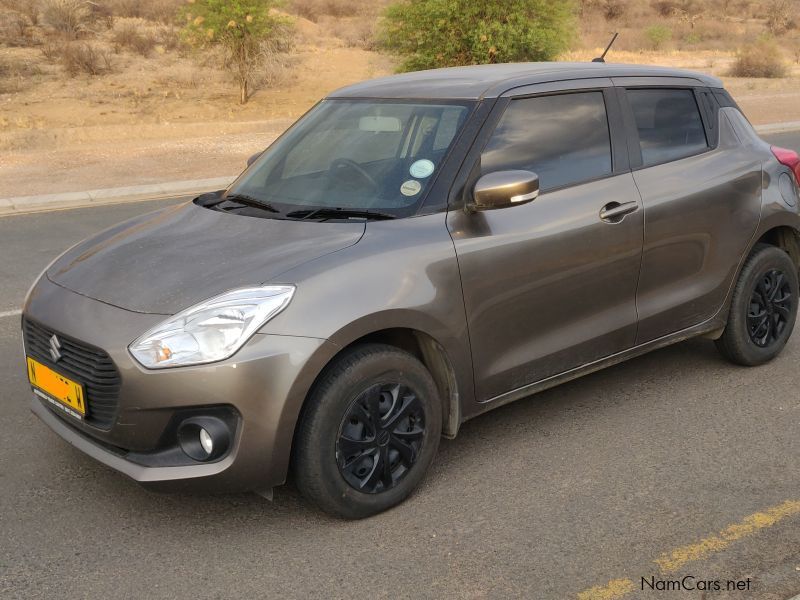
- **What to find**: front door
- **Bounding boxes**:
[448,88,644,402]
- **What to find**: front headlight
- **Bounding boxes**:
[129,285,295,369]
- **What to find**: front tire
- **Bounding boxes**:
[293,344,442,519]
[715,244,798,366]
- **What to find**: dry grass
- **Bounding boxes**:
[112,21,157,56]
[105,0,183,24]
[0,54,43,93]
[292,0,363,22]
[40,0,94,39]
[61,41,113,76]
[729,39,789,77]
[324,15,377,49]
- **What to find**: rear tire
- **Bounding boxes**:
[715,244,798,366]
[293,344,442,519]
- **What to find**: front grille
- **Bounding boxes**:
[23,318,122,429]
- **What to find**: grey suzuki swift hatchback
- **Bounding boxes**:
[23,63,800,518]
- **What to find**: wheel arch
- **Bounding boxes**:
[298,327,462,441]
[754,225,800,272]
[707,223,800,341]
[279,327,463,487]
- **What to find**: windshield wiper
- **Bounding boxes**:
[286,207,397,221]
[212,193,280,213]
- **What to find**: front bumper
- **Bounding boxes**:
[24,275,338,493]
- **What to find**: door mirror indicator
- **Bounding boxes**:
[471,170,539,211]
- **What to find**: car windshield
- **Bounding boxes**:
[226,99,474,218]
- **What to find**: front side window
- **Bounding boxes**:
[626,88,708,167]
[229,99,472,218]
[481,92,613,192]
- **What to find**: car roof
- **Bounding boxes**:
[328,62,723,100]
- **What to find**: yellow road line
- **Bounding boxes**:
[577,579,635,600]
[655,499,800,573]
[576,499,800,599]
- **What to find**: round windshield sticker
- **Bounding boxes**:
[409,159,435,179]
[400,180,422,196]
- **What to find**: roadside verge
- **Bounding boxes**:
[0,176,236,217]
[2,121,800,217]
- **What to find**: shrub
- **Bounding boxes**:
[155,25,184,52]
[0,11,38,46]
[40,40,62,61]
[112,22,157,55]
[729,40,788,78]
[257,37,298,87]
[61,42,113,75]
[89,2,115,29]
[293,0,366,22]
[1,0,42,26]
[765,0,794,35]
[0,55,42,92]
[380,0,576,72]
[104,0,183,23]
[182,0,294,104]
[41,0,93,38]
[645,24,671,49]
[328,16,376,49]
[601,0,627,20]
[651,0,679,17]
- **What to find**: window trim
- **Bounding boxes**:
[475,87,622,196]
[619,86,713,171]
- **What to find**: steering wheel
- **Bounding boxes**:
[328,158,379,194]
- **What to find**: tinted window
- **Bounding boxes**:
[627,89,708,167]
[482,92,612,191]
[712,88,740,109]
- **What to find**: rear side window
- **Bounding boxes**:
[481,92,612,191]
[626,88,708,167]
[712,88,740,110]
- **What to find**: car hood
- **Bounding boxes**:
[46,201,365,314]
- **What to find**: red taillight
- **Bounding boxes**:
[771,145,800,185]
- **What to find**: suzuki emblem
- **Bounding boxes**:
[49,334,62,362]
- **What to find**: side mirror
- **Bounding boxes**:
[246,151,263,167]
[471,170,539,211]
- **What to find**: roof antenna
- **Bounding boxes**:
[592,32,618,63]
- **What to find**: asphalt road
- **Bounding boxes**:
[2,135,800,600]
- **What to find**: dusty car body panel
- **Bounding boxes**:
[47,201,365,314]
[448,173,645,401]
[260,213,476,417]
[631,109,764,343]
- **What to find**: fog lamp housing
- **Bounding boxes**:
[177,416,231,462]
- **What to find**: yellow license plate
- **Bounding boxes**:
[27,356,86,418]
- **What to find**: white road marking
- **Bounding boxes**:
[0,309,22,319]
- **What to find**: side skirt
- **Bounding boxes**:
[469,316,726,419]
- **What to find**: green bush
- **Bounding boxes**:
[182,0,292,104]
[645,24,671,50]
[379,0,576,72]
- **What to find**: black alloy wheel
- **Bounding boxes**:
[747,269,793,348]
[292,344,442,519]
[336,383,426,494]
[716,244,798,366]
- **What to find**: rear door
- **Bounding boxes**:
[614,79,763,343]
[448,81,644,402]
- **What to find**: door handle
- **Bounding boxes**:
[599,201,639,222]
